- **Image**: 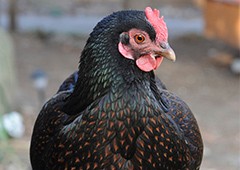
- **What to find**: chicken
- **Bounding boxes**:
[30,7,203,170]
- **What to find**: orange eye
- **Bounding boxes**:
[134,34,145,44]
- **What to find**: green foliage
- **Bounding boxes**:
[0,113,8,141]
[0,28,15,114]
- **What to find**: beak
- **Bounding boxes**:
[155,43,176,62]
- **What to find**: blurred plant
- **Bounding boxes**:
[0,110,24,170]
[0,27,26,168]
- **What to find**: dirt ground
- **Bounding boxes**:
[1,29,239,169]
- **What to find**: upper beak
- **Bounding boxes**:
[155,43,176,62]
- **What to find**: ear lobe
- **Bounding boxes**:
[118,42,134,60]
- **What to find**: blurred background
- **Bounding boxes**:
[0,0,239,169]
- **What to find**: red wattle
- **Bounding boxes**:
[155,57,163,69]
[136,55,163,72]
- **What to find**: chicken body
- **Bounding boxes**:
[30,8,203,170]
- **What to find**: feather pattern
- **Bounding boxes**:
[30,8,203,170]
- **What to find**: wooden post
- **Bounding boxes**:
[8,0,17,32]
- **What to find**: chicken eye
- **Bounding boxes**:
[134,34,145,44]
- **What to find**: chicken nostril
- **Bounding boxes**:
[160,42,168,49]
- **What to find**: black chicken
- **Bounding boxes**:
[30,7,203,170]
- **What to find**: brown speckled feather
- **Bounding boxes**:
[30,75,203,170]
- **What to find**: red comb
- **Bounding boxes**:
[145,7,168,42]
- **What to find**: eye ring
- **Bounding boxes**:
[134,34,145,44]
